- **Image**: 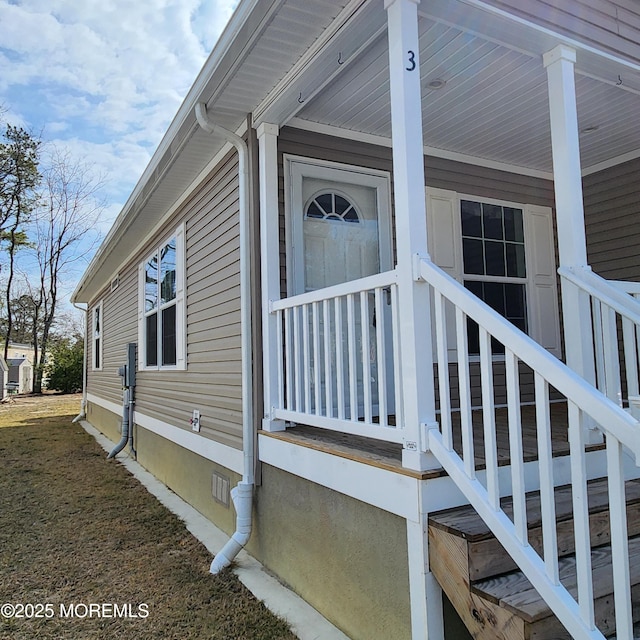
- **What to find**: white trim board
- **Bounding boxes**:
[287,117,554,180]
[581,148,640,176]
[87,393,122,416]
[258,434,420,520]
[86,393,243,474]
[288,116,640,179]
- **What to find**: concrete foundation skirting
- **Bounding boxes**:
[80,420,349,640]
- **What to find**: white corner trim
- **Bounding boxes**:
[286,118,554,180]
[258,434,420,520]
[86,393,243,474]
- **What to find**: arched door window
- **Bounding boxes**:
[305,191,360,223]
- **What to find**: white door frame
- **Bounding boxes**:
[284,154,393,296]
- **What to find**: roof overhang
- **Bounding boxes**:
[73,0,640,304]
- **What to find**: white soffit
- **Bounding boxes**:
[74,0,352,302]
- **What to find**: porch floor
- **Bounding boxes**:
[260,402,606,480]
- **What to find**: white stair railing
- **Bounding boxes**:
[559,266,640,410]
[271,269,403,442]
[420,258,640,640]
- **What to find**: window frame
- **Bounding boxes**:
[460,198,529,351]
[427,186,561,360]
[92,300,103,371]
[284,155,394,297]
[138,224,186,371]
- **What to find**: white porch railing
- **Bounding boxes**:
[560,266,640,409]
[270,269,403,442]
[421,258,640,640]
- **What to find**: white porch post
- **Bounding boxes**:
[257,122,285,432]
[543,46,597,392]
[385,5,443,636]
[385,0,438,471]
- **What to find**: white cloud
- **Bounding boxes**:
[1,0,239,146]
[0,0,239,304]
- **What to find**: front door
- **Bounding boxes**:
[289,160,392,294]
[288,158,393,419]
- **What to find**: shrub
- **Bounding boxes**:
[46,338,83,393]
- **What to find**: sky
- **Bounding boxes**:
[0,0,239,309]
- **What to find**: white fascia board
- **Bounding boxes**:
[76,121,246,306]
[287,118,554,180]
[258,434,420,520]
[87,393,243,474]
[72,0,272,304]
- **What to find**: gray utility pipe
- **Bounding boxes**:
[195,103,254,573]
[108,387,130,459]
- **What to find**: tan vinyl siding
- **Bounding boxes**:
[87,268,138,405]
[277,126,557,410]
[88,150,243,450]
[584,156,640,281]
[277,126,555,289]
[424,156,555,207]
[481,0,640,65]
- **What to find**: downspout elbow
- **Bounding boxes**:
[71,398,86,423]
[195,103,248,156]
[210,482,253,573]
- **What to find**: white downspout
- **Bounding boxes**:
[71,301,88,423]
[195,102,254,573]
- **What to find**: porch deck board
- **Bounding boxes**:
[261,401,604,478]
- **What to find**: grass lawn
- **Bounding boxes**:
[0,393,298,640]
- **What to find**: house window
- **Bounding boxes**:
[139,225,185,370]
[461,199,528,353]
[92,301,103,371]
[305,191,360,223]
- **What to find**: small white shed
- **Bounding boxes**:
[7,358,33,394]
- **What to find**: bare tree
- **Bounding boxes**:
[0,124,40,359]
[30,148,104,393]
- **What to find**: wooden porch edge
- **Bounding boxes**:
[258,429,445,480]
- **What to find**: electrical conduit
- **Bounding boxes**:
[107,387,130,459]
[195,103,254,573]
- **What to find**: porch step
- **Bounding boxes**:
[428,478,640,640]
[471,537,640,638]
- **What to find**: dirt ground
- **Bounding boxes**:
[0,393,298,640]
[0,392,83,427]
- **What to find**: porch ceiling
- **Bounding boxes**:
[74,0,640,303]
[293,1,640,175]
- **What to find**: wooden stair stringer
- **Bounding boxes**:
[430,478,640,582]
[472,537,640,637]
[428,478,640,640]
[428,525,532,640]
